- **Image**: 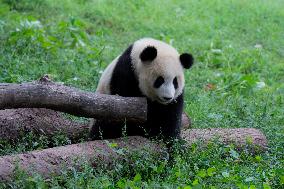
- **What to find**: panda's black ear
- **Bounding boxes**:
[140,46,157,62]
[180,53,194,69]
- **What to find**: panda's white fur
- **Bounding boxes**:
[96,56,119,94]
[97,38,185,104]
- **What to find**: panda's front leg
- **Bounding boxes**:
[162,94,184,139]
[89,119,127,140]
[147,94,184,140]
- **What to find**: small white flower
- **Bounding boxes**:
[254,44,262,49]
[73,77,79,81]
[211,49,222,54]
[215,72,222,77]
[256,81,266,89]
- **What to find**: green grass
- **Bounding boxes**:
[0,0,283,188]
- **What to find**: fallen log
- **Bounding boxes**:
[0,129,267,181]
[0,76,147,123]
[0,136,165,181]
[0,108,89,141]
[182,128,267,150]
[0,108,190,142]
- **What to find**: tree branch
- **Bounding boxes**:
[0,108,191,142]
[0,108,90,141]
[0,76,147,123]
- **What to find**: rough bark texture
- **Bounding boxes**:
[0,129,267,181]
[0,108,190,142]
[0,136,165,181]
[182,128,267,150]
[0,76,147,123]
[0,108,89,141]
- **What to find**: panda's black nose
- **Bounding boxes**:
[163,97,172,101]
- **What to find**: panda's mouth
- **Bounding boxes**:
[157,98,173,105]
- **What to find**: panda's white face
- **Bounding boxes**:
[131,38,193,104]
[137,57,185,104]
[131,38,184,104]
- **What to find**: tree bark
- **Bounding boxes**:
[0,76,147,123]
[0,136,165,181]
[182,128,267,150]
[0,108,190,142]
[0,108,89,141]
[0,129,267,181]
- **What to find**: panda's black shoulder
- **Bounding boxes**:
[110,44,143,97]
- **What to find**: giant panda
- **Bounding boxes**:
[90,38,194,141]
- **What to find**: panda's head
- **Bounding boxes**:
[131,38,194,104]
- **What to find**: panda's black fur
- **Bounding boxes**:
[110,45,143,97]
[90,38,193,141]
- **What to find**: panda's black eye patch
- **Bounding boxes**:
[173,77,178,89]
[154,76,164,88]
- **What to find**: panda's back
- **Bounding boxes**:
[96,44,143,97]
[96,56,118,94]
